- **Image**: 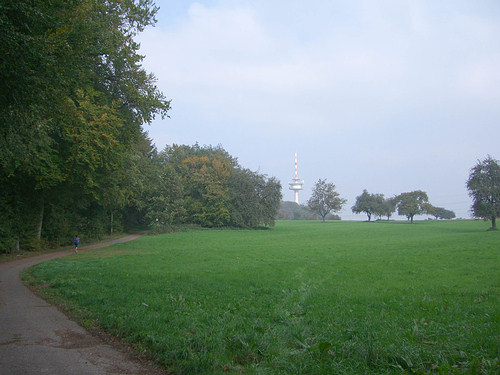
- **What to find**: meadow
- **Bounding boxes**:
[23,220,499,374]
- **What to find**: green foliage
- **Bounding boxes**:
[145,163,186,232]
[467,155,500,230]
[351,189,387,221]
[254,175,282,227]
[432,207,456,220]
[324,212,342,220]
[278,201,317,220]
[0,177,41,251]
[394,190,433,223]
[182,154,231,227]
[278,202,341,220]
[307,179,347,221]
[24,220,500,374]
[146,144,282,229]
[380,196,397,220]
[0,0,169,251]
[230,169,281,227]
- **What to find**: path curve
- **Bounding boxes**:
[0,234,165,375]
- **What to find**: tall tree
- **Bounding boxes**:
[467,155,500,230]
[307,179,346,222]
[0,0,170,250]
[394,190,433,223]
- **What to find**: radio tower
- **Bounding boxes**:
[289,150,304,204]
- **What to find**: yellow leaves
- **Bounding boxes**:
[212,157,231,179]
[182,155,210,167]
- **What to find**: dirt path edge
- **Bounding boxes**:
[0,233,166,375]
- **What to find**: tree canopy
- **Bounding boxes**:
[0,0,170,252]
[351,190,399,221]
[0,0,283,252]
[307,179,346,222]
[433,207,456,220]
[146,144,282,230]
[380,197,397,221]
[467,155,500,230]
[277,202,317,220]
[351,189,387,221]
[394,190,433,223]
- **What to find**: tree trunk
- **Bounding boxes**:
[110,210,114,235]
[491,216,497,230]
[36,192,44,242]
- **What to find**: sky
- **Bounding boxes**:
[137,0,500,220]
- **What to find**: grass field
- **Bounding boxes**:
[23,220,499,374]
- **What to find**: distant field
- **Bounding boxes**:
[23,220,499,374]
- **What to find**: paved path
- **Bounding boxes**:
[0,235,165,375]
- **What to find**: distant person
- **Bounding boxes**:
[74,235,80,253]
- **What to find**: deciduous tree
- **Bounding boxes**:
[307,179,346,222]
[152,144,281,229]
[467,155,500,230]
[352,190,386,221]
[0,0,169,251]
[433,207,456,220]
[394,190,433,223]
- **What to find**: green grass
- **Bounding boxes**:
[23,220,499,374]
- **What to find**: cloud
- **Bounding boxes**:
[138,1,500,219]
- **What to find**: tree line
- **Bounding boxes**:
[1,0,169,252]
[351,189,456,222]
[306,180,456,223]
[2,1,498,253]
[139,144,282,233]
[0,1,281,253]
[277,201,341,221]
[306,154,500,229]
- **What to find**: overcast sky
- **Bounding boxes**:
[137,0,500,220]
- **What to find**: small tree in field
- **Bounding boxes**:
[307,179,346,222]
[467,155,500,230]
[395,190,433,223]
[433,207,456,220]
[352,189,377,221]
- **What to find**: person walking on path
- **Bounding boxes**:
[74,235,79,253]
[0,233,164,375]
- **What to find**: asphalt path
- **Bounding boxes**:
[0,235,165,375]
